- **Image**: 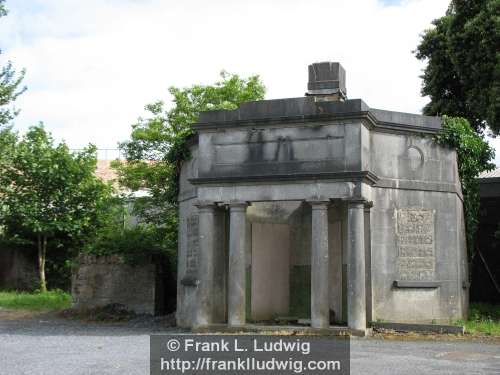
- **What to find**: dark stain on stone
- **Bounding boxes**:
[247,129,264,162]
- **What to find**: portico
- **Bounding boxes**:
[191,175,372,332]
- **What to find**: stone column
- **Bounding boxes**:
[347,200,367,332]
[228,201,248,326]
[194,201,217,328]
[310,201,330,329]
[364,202,373,325]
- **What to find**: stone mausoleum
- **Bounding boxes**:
[176,62,468,334]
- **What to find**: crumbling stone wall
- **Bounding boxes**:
[71,255,159,315]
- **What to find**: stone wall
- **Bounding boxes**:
[71,255,161,315]
[369,129,467,323]
[0,248,38,291]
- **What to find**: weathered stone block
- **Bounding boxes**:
[71,255,161,315]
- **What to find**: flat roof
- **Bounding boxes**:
[195,97,442,133]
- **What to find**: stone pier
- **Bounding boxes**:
[194,201,217,327]
[228,202,248,326]
[310,201,330,328]
[347,200,367,332]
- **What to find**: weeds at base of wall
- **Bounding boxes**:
[0,290,71,311]
[455,303,500,336]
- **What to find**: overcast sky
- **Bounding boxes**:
[1,0,498,165]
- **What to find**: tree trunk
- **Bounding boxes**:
[37,234,47,293]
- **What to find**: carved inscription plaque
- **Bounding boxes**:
[396,208,435,281]
[186,215,199,275]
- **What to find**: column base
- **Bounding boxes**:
[228,319,246,327]
[191,323,370,336]
[311,319,330,329]
[349,327,371,337]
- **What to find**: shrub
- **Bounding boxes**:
[435,116,495,258]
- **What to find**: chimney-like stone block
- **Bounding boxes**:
[307,62,346,99]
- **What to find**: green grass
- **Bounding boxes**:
[456,303,500,336]
[0,290,71,311]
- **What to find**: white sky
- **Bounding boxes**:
[1,0,498,165]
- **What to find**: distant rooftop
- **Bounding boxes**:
[94,158,150,198]
[70,148,125,161]
[478,168,500,198]
[479,168,500,179]
[95,160,118,183]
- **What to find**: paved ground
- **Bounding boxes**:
[0,312,499,375]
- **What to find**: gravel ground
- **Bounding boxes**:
[0,312,499,375]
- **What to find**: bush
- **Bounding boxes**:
[83,223,174,269]
[435,116,495,258]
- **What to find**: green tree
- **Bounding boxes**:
[0,0,26,128]
[415,0,499,134]
[435,116,495,258]
[0,125,113,292]
[113,72,265,262]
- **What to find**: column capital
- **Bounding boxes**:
[307,199,330,210]
[346,198,372,209]
[194,200,217,211]
[228,201,249,211]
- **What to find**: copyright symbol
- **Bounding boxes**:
[166,339,181,352]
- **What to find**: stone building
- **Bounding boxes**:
[176,62,468,334]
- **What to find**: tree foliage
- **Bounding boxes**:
[0,0,26,128]
[83,224,169,265]
[112,72,265,261]
[415,0,500,134]
[435,116,495,257]
[0,125,114,291]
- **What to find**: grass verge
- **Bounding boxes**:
[456,303,500,336]
[0,290,71,311]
